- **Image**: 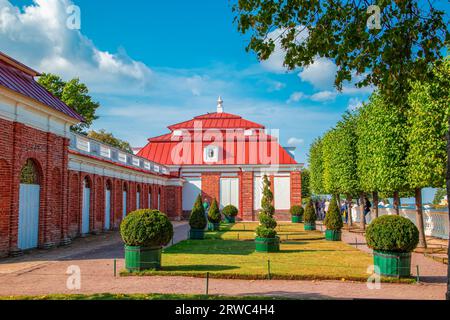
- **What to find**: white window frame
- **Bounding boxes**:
[132,157,140,167]
[76,137,90,152]
[100,146,111,158]
[118,152,127,163]
[204,145,219,163]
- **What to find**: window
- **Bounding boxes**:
[118,152,127,163]
[204,145,219,163]
[100,146,111,158]
[144,161,151,170]
[76,137,90,152]
[132,157,140,167]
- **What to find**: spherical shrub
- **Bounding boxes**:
[255,226,277,238]
[324,196,343,231]
[259,212,277,229]
[303,201,317,223]
[366,215,419,253]
[208,198,221,223]
[222,205,238,217]
[189,194,207,229]
[290,205,304,217]
[120,209,173,247]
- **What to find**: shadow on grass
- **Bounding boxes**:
[160,264,240,272]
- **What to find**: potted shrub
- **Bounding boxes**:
[255,175,280,253]
[207,198,221,231]
[324,195,343,241]
[120,209,173,272]
[366,215,419,277]
[290,205,304,223]
[189,194,207,239]
[222,205,238,223]
[303,200,317,231]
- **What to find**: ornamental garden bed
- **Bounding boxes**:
[121,223,414,283]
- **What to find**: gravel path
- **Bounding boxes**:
[0,222,446,300]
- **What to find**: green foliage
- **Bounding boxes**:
[120,209,173,247]
[189,195,207,229]
[433,188,446,205]
[38,73,99,133]
[290,205,304,217]
[261,175,275,216]
[87,129,133,153]
[301,169,311,199]
[406,60,450,189]
[207,199,221,223]
[322,129,340,194]
[258,212,277,229]
[308,138,325,195]
[303,201,317,224]
[222,205,239,217]
[255,226,277,239]
[324,196,343,231]
[366,215,419,253]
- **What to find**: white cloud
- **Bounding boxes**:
[287,137,304,146]
[287,91,306,103]
[298,57,338,90]
[310,90,337,102]
[348,97,364,111]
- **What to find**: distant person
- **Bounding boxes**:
[203,198,210,222]
[364,197,372,223]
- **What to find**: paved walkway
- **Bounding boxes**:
[0,222,447,300]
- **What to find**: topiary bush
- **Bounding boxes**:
[189,194,207,229]
[290,205,304,217]
[208,198,221,223]
[366,215,419,253]
[120,209,173,247]
[258,212,277,229]
[303,201,317,223]
[255,226,277,238]
[222,205,238,217]
[324,196,343,231]
[256,175,278,239]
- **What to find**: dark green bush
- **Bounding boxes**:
[366,215,419,253]
[120,209,173,247]
[208,198,221,223]
[324,196,343,231]
[290,205,304,217]
[255,226,277,238]
[222,205,238,217]
[303,201,317,223]
[189,194,207,229]
[258,212,277,229]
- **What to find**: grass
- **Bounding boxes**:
[123,223,415,283]
[0,293,285,300]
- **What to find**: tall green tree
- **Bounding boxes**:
[322,129,340,196]
[88,129,133,153]
[308,137,325,195]
[301,168,311,200]
[38,73,99,133]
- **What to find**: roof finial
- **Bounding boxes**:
[217,96,224,113]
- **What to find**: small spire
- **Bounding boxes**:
[217,96,224,113]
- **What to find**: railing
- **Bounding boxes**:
[351,206,449,240]
[68,132,170,176]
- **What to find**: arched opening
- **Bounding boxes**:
[81,176,91,234]
[104,180,112,230]
[18,159,41,250]
[136,185,141,210]
[122,182,128,218]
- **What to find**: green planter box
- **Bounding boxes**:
[124,245,162,272]
[255,237,280,253]
[291,215,303,223]
[207,222,220,231]
[373,250,412,278]
[224,216,236,224]
[189,228,205,240]
[304,222,316,231]
[325,230,342,241]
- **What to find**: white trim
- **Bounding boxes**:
[176,164,303,174]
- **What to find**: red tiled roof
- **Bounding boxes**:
[0,52,84,122]
[168,112,265,130]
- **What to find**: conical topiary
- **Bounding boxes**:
[324,195,344,231]
[208,198,221,223]
[256,175,277,239]
[304,200,317,223]
[261,175,275,217]
[189,194,207,229]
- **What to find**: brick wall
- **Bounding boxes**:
[241,171,254,221]
[201,173,220,203]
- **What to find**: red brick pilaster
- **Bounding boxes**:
[290,171,302,206]
[241,171,254,221]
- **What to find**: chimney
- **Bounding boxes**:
[217,96,224,113]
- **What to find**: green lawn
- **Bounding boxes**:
[123,223,412,283]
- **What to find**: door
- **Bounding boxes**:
[182,178,202,211]
[18,184,40,250]
[274,177,291,210]
[104,189,111,230]
[82,181,90,234]
[220,178,239,209]
[123,191,127,218]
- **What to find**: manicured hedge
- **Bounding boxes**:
[120,209,173,247]
[222,205,239,217]
[366,215,419,253]
[255,226,277,238]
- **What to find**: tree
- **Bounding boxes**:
[301,168,311,200]
[38,73,99,133]
[308,137,325,195]
[88,129,133,153]
[234,0,449,297]
[322,129,340,196]
[433,188,447,206]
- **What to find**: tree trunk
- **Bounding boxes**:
[347,193,353,227]
[446,118,450,300]
[373,191,379,218]
[414,188,427,249]
[360,192,366,230]
[393,191,400,215]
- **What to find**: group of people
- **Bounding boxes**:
[313,197,373,224]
